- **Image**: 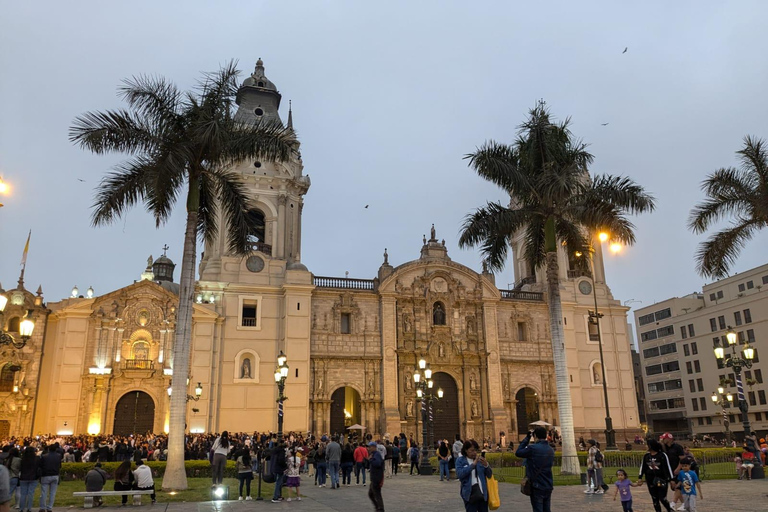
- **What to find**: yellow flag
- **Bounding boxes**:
[20,230,31,266]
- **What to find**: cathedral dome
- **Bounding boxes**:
[152,254,176,283]
[241,58,278,91]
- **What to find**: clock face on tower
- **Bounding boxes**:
[246,255,265,273]
[578,280,593,295]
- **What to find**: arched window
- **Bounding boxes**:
[0,364,16,392]
[433,302,446,326]
[246,209,266,244]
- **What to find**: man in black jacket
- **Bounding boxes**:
[516,428,555,512]
[271,443,287,503]
[367,442,384,512]
[38,443,63,512]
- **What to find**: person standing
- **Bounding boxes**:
[587,440,608,494]
[4,448,21,509]
[516,427,555,512]
[676,458,702,512]
[270,442,287,502]
[284,447,302,502]
[316,442,328,487]
[341,443,355,486]
[367,442,385,512]
[638,439,674,512]
[383,441,393,479]
[409,443,420,475]
[210,431,231,486]
[326,436,342,489]
[456,440,493,512]
[354,442,369,485]
[235,449,254,500]
[38,443,63,512]
[132,460,156,504]
[391,442,400,476]
[438,441,451,481]
[659,433,684,510]
[113,460,134,506]
[17,447,38,512]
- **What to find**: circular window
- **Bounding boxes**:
[254,161,262,168]
[257,81,264,87]
[254,108,264,116]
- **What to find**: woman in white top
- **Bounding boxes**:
[210,431,231,485]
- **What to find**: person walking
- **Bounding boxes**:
[391,443,400,476]
[113,460,134,506]
[438,441,451,481]
[516,427,555,512]
[270,442,287,502]
[38,443,63,512]
[638,439,674,512]
[354,442,368,485]
[284,447,302,502]
[326,436,342,489]
[210,431,231,486]
[383,441,393,479]
[409,443,420,475]
[132,460,156,504]
[659,433,684,511]
[17,447,38,512]
[613,469,643,512]
[85,463,109,507]
[366,442,385,512]
[316,442,328,487]
[341,443,354,486]
[675,458,702,512]
[456,440,493,512]
[587,439,608,494]
[236,449,254,500]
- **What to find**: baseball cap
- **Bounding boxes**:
[659,432,673,441]
[368,441,377,447]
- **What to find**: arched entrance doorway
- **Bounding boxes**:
[431,372,459,443]
[515,387,539,435]
[113,391,155,435]
[329,386,361,437]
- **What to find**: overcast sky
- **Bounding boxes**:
[2,1,767,320]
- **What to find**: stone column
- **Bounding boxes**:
[380,296,400,435]
[297,203,303,259]
[482,301,509,439]
[277,194,287,258]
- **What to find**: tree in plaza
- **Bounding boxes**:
[689,136,768,278]
[458,102,655,474]
[69,61,295,489]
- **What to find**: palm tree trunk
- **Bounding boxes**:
[544,221,581,475]
[161,181,200,491]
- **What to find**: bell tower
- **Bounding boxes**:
[199,58,311,282]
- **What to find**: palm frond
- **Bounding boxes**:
[587,174,656,214]
[119,75,182,129]
[522,216,547,271]
[91,157,154,226]
[196,171,218,244]
[463,142,529,197]
[69,109,160,155]
[226,119,296,165]
[207,168,254,255]
[142,148,188,227]
[738,136,768,183]
[458,203,533,272]
[695,220,764,278]
[688,167,757,233]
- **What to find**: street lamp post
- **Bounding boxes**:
[167,379,203,402]
[578,233,618,450]
[714,327,754,436]
[711,387,734,445]
[0,287,35,349]
[413,358,443,476]
[274,351,289,443]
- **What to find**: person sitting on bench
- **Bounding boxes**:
[113,461,134,506]
[132,461,155,504]
[85,463,109,507]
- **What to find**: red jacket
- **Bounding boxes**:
[353,446,368,463]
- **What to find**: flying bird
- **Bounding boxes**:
[622,47,628,54]
[77,178,85,182]
[364,205,369,209]
[601,123,609,126]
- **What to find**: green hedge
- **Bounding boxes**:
[59,460,238,481]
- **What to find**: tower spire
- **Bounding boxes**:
[287,100,293,130]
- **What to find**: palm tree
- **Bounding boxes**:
[69,61,296,490]
[689,136,768,278]
[459,102,654,474]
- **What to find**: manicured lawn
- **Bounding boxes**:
[17,478,276,507]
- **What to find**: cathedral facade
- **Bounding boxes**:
[0,60,641,443]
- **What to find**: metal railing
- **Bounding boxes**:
[242,317,257,327]
[567,269,592,279]
[314,276,376,290]
[248,241,272,255]
[122,359,154,370]
[500,289,544,301]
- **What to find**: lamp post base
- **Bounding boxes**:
[604,417,617,451]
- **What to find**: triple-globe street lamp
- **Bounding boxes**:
[711,386,734,445]
[714,326,755,435]
[413,357,443,476]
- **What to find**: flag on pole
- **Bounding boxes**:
[20,230,31,266]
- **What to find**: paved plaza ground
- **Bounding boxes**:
[56,474,766,512]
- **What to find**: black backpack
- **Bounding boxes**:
[594,449,604,463]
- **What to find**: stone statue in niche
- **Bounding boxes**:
[471,400,479,417]
[469,372,477,391]
[241,357,252,379]
[439,343,445,358]
[405,372,413,390]
[403,315,412,333]
[467,317,475,335]
[368,377,375,393]
[504,377,510,396]
[317,377,323,393]
[433,303,446,325]
[593,365,603,385]
[406,400,413,417]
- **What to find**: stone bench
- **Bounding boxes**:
[73,490,155,508]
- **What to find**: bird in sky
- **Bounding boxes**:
[77,178,85,182]
[622,47,628,54]
[364,205,369,209]
[601,123,609,126]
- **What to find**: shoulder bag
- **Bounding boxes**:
[468,465,485,503]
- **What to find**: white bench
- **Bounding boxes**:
[72,490,155,508]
